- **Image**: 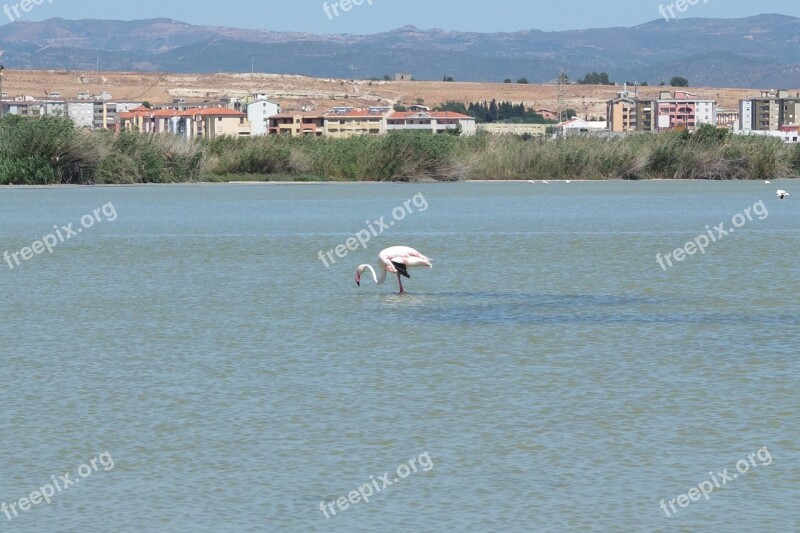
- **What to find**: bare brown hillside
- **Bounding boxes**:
[2,70,764,116]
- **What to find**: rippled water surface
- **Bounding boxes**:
[1,181,798,532]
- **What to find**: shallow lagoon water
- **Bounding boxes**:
[1,181,798,532]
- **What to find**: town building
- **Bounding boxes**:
[247,98,281,136]
[607,90,717,132]
[118,107,250,138]
[1,99,68,118]
[606,97,638,132]
[68,101,94,128]
[737,129,800,143]
[653,91,716,130]
[716,108,740,130]
[556,118,607,136]
[323,107,391,138]
[477,123,547,136]
[739,90,800,131]
[267,112,325,136]
[386,111,476,135]
[536,109,558,121]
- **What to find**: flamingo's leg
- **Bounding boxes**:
[397,273,405,294]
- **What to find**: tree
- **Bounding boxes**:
[565,108,577,119]
[393,104,407,112]
[578,71,612,85]
[517,78,529,84]
[383,74,391,81]
[670,76,689,87]
[504,78,512,84]
[445,123,463,136]
[142,101,152,109]
[415,98,425,105]
[434,101,469,114]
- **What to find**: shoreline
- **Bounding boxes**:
[1,177,796,188]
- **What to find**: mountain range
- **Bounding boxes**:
[0,14,799,87]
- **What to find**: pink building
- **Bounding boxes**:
[655,91,716,130]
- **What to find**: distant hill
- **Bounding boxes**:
[1,15,800,87]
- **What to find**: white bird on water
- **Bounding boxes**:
[765,180,771,184]
[777,189,790,199]
[355,246,432,294]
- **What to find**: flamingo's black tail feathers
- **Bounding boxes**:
[392,261,411,279]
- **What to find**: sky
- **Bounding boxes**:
[5,0,800,33]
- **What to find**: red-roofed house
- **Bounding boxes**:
[118,106,250,138]
[387,111,476,135]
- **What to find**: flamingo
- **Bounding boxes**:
[355,246,432,294]
[777,189,790,199]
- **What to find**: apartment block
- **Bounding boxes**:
[268,112,325,136]
[323,106,391,138]
[739,90,800,131]
[607,90,716,132]
[386,111,476,135]
[247,98,281,136]
[118,106,250,138]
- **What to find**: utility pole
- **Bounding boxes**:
[0,65,5,120]
[557,68,566,124]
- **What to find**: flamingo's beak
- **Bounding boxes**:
[355,274,361,286]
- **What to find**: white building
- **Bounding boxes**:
[557,118,607,135]
[737,129,799,143]
[67,101,94,128]
[695,101,717,126]
[386,111,477,135]
[247,98,281,136]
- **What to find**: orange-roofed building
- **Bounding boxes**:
[387,111,476,135]
[118,106,250,138]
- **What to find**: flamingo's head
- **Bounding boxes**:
[355,266,362,287]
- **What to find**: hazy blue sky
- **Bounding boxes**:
[7,0,800,33]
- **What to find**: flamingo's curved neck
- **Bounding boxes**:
[363,264,387,285]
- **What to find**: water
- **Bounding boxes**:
[1,181,798,532]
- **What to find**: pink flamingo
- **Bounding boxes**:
[355,246,432,294]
